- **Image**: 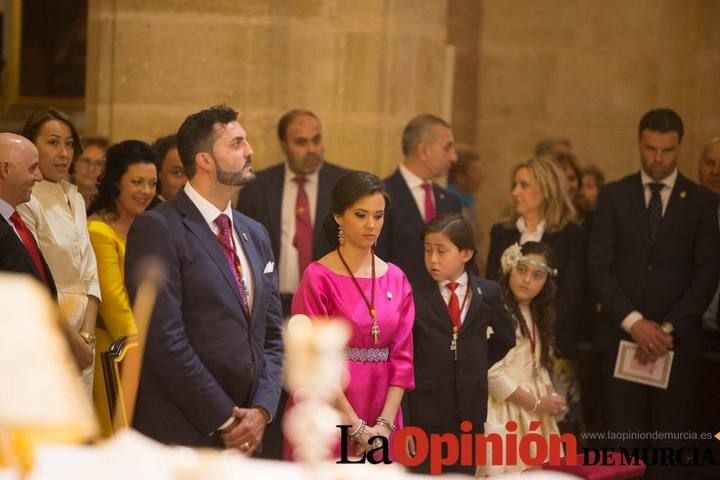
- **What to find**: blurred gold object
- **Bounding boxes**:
[0,274,97,472]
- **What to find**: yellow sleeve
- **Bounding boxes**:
[89,224,137,338]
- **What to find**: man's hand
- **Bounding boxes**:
[220,406,268,455]
[630,319,673,363]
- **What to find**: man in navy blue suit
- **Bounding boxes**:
[588,109,720,464]
[376,114,462,283]
[126,105,283,454]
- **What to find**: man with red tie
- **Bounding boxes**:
[126,105,283,453]
[236,109,349,317]
[0,133,57,296]
[376,114,462,284]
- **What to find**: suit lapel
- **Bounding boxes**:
[433,183,453,214]
[460,276,484,333]
[627,173,651,247]
[389,170,425,225]
[314,164,333,257]
[233,212,265,322]
[266,166,284,258]
[653,174,687,247]
[177,191,247,312]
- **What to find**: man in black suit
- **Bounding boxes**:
[588,109,720,462]
[376,114,462,283]
[0,132,56,296]
[236,109,348,316]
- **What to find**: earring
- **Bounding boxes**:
[338,225,344,245]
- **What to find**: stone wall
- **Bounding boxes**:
[475,0,720,240]
[86,0,452,175]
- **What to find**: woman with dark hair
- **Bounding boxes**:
[17,107,100,398]
[88,141,157,333]
[478,241,567,475]
[87,139,157,434]
[283,171,415,460]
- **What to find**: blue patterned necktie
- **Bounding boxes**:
[647,183,664,244]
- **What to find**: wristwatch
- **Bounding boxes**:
[660,322,674,336]
[79,331,96,347]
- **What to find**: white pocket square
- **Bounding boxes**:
[263,261,275,274]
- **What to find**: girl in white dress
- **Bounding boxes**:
[477,241,567,476]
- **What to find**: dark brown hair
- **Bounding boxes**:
[22,107,83,161]
[499,241,557,369]
[422,213,477,270]
[322,171,389,247]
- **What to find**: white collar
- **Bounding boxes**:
[439,271,468,290]
[184,182,234,226]
[516,217,546,236]
[640,168,678,189]
[399,163,428,189]
[0,198,15,224]
[283,162,321,185]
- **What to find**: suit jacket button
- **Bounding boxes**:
[648,265,653,271]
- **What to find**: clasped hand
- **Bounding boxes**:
[220,406,267,455]
[630,319,673,364]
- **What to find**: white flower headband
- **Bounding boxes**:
[500,243,558,277]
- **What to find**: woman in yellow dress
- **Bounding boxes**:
[87,140,157,434]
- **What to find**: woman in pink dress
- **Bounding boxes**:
[283,171,415,461]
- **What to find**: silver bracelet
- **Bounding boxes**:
[530,397,541,414]
[349,419,366,440]
[376,416,396,432]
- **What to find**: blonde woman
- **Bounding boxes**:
[485,155,585,430]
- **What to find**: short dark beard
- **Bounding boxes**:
[213,154,256,186]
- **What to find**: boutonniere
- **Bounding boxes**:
[680,191,687,199]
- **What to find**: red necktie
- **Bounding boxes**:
[292,175,313,277]
[10,211,49,286]
[446,281,461,328]
[214,214,250,316]
[421,182,436,223]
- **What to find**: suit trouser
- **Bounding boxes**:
[601,347,701,478]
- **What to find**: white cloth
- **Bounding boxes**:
[438,271,470,325]
[621,168,679,333]
[516,217,545,244]
[279,163,319,294]
[399,163,435,220]
[16,180,101,399]
[481,304,559,476]
[184,183,254,310]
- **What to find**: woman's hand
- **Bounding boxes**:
[69,333,94,371]
[537,394,567,416]
[354,425,383,456]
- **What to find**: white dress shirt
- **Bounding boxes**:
[621,168,678,333]
[184,182,254,310]
[0,198,21,238]
[438,271,470,324]
[516,217,546,244]
[399,163,435,220]
[279,163,319,294]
